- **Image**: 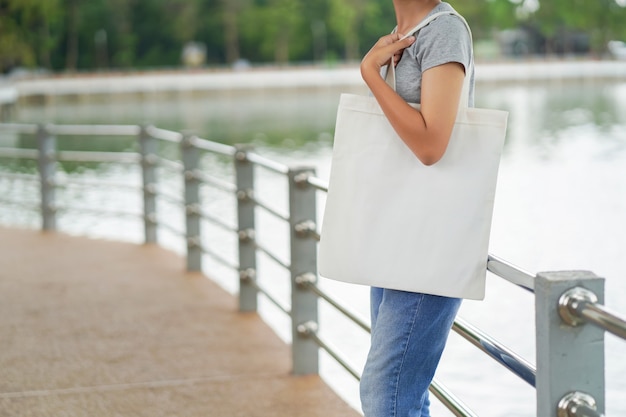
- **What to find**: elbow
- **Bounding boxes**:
[414,150,444,166]
[417,154,440,166]
[410,133,449,165]
[403,130,450,166]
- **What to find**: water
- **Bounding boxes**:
[2,73,626,416]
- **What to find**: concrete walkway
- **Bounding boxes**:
[0,228,360,417]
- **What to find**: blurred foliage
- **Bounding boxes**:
[1,0,625,73]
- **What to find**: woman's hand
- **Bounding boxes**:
[360,33,416,85]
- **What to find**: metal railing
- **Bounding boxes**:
[1,122,625,417]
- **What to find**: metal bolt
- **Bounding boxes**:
[293,172,311,187]
[294,220,316,238]
[145,183,157,195]
[239,268,256,282]
[145,212,158,224]
[185,203,200,215]
[187,236,201,248]
[44,149,56,161]
[557,392,598,417]
[185,203,201,215]
[184,170,198,182]
[238,228,255,242]
[295,273,316,288]
[143,153,159,166]
[235,151,248,162]
[181,135,198,148]
[558,287,599,327]
[236,189,253,202]
[296,321,319,336]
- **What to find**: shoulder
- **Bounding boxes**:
[409,9,472,71]
[417,12,470,47]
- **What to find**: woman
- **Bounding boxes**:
[358,1,473,416]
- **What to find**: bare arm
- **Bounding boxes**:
[360,33,465,165]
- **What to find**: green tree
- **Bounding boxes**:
[328,0,367,61]
[0,0,63,72]
[567,0,626,54]
[4,0,625,72]
[529,0,626,54]
[107,0,137,68]
[220,0,248,64]
[239,0,307,64]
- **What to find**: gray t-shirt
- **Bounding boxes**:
[394,2,474,106]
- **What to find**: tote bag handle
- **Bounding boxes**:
[385,10,474,110]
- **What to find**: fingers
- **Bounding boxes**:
[391,35,415,66]
[393,51,402,66]
[377,33,415,50]
[399,35,416,47]
[386,35,415,56]
[362,33,416,72]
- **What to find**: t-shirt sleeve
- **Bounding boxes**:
[413,15,472,73]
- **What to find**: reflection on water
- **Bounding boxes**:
[12,79,626,150]
[15,86,367,146]
[2,77,626,417]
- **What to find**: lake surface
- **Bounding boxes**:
[2,72,626,416]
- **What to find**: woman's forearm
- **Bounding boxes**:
[361,61,465,166]
[361,67,437,165]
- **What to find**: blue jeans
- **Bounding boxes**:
[360,287,462,417]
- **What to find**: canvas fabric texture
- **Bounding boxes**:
[318,10,508,300]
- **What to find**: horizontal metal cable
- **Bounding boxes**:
[567,404,603,417]
[452,317,536,386]
[0,123,38,134]
[0,172,38,182]
[51,124,140,136]
[194,170,237,193]
[145,126,183,143]
[157,221,186,238]
[250,196,289,222]
[198,210,237,233]
[430,378,480,417]
[56,205,142,219]
[59,177,141,191]
[303,281,370,333]
[219,308,526,417]
[155,189,185,206]
[305,329,361,381]
[246,279,291,316]
[246,152,289,175]
[200,244,239,271]
[487,254,535,292]
[306,175,329,192]
[194,137,236,156]
[254,242,290,270]
[155,157,184,173]
[0,148,38,159]
[579,302,626,340]
[57,151,141,164]
[0,198,39,209]
[561,289,626,340]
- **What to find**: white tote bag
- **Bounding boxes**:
[318,11,508,300]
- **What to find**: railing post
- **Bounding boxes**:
[235,145,258,312]
[288,167,319,375]
[139,125,158,244]
[535,271,605,417]
[37,124,56,231]
[181,132,202,272]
